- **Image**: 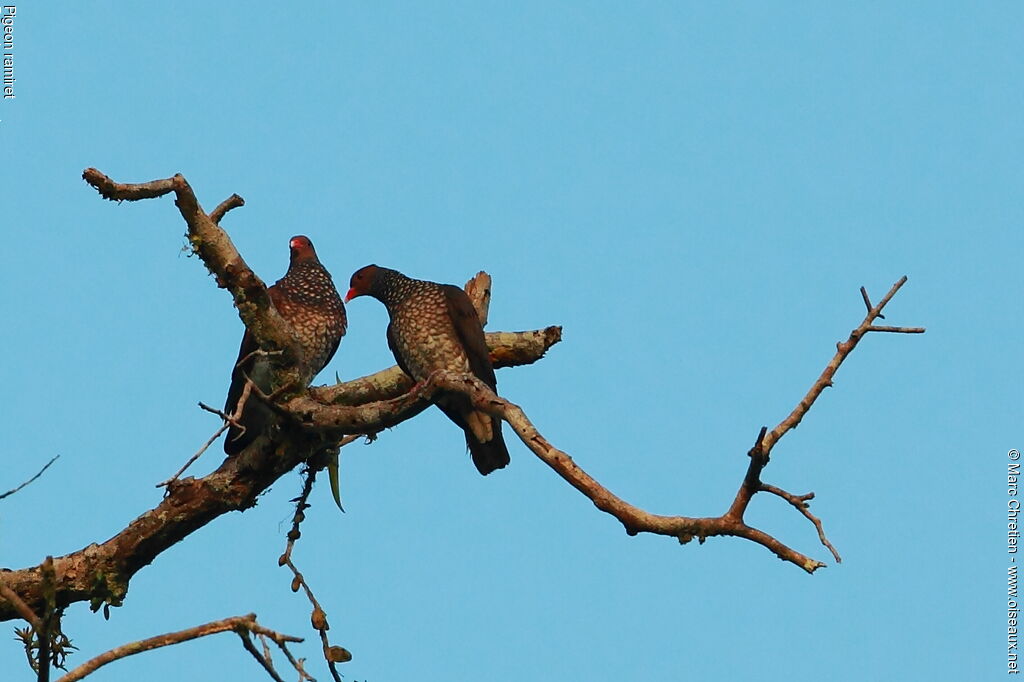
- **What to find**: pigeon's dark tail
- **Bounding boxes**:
[223,403,269,455]
[435,398,511,475]
[223,331,269,456]
[466,415,511,476]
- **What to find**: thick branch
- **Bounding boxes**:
[308,327,562,408]
[2,170,562,623]
[0,326,556,622]
[0,576,40,629]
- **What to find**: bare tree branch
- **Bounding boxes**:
[397,277,922,572]
[209,193,245,224]
[54,614,302,682]
[0,170,561,624]
[82,168,305,390]
[4,167,921,680]
[1,456,60,501]
[0,318,558,624]
[762,277,922,455]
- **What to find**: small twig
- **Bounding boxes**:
[237,378,263,410]
[860,286,884,319]
[1,456,60,501]
[866,325,926,333]
[156,422,230,489]
[237,630,287,682]
[257,632,274,665]
[236,347,284,371]
[210,193,245,224]
[264,380,300,404]
[249,621,313,680]
[336,434,363,449]
[279,467,350,681]
[155,382,251,483]
[198,402,230,419]
[157,383,254,488]
[55,614,303,682]
[760,484,842,563]
[249,627,315,682]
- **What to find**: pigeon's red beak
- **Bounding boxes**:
[344,287,358,303]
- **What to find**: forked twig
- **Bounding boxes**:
[408,277,922,572]
[760,484,841,563]
[156,382,254,488]
[54,614,304,682]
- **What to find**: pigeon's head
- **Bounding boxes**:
[345,264,380,302]
[288,235,318,264]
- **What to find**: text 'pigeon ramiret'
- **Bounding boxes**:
[224,236,346,455]
[345,265,510,475]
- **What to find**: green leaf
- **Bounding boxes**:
[328,450,345,513]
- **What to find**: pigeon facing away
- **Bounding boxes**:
[345,265,510,475]
[224,236,346,455]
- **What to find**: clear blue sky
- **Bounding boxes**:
[1,3,1018,680]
